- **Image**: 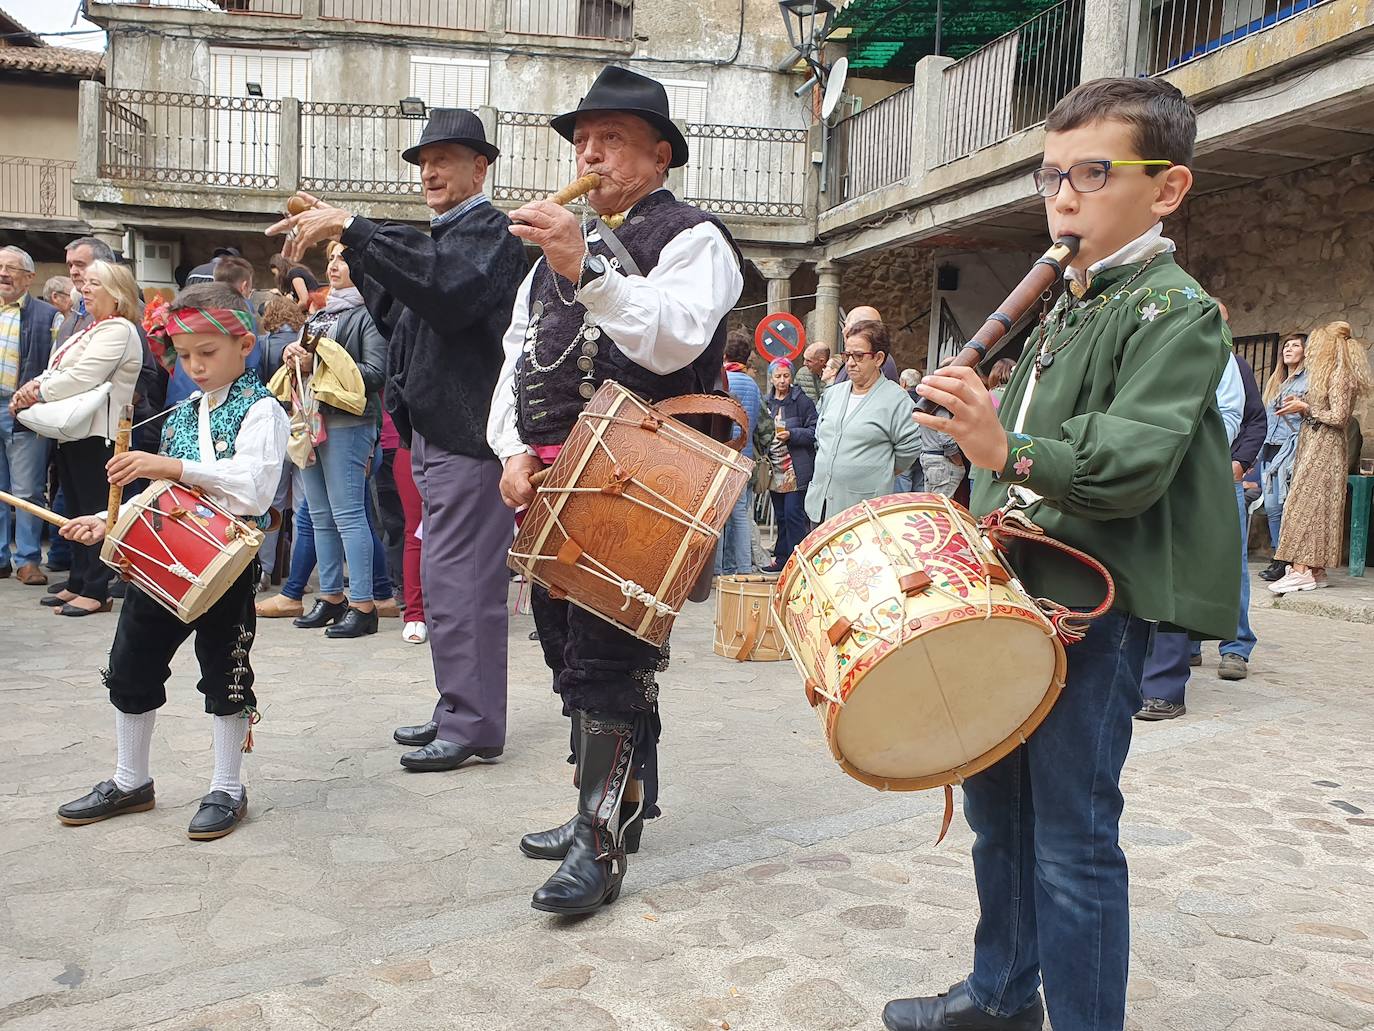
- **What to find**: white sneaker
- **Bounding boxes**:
[1270,569,1318,594]
[402,620,428,644]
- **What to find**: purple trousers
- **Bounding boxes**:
[412,434,510,749]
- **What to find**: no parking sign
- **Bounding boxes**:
[754,312,806,365]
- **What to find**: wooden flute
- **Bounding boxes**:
[914,235,1080,415]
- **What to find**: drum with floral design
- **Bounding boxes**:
[775,492,1066,792]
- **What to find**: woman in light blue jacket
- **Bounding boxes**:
[1258,333,1308,581]
[805,320,922,525]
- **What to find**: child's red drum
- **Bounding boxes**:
[101,480,265,623]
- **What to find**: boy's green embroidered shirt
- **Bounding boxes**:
[971,252,1241,640]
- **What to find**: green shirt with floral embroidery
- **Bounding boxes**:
[970,252,1241,640]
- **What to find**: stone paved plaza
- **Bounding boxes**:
[2,571,1373,1031]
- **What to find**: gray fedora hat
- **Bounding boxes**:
[402,108,499,165]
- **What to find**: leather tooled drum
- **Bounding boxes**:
[714,575,788,661]
[776,493,1088,793]
[101,479,265,624]
[510,381,753,648]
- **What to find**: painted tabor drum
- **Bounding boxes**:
[775,492,1067,792]
[101,479,265,624]
[714,574,788,661]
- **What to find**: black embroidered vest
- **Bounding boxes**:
[514,191,740,447]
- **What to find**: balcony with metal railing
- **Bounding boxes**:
[89,0,634,41]
[825,85,914,209]
[1140,0,1340,74]
[75,84,816,245]
[0,156,81,226]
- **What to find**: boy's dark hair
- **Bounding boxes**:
[1045,77,1196,168]
[724,329,752,364]
[844,318,890,357]
[172,282,253,321]
[213,255,254,291]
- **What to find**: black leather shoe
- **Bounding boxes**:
[1259,559,1288,582]
[46,579,71,594]
[56,599,112,616]
[40,594,70,607]
[394,720,438,746]
[883,982,1044,1031]
[399,740,502,772]
[324,606,378,639]
[57,779,155,826]
[294,598,348,629]
[187,789,247,840]
[520,802,644,860]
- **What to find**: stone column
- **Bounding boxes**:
[75,80,102,183]
[1081,0,1136,79]
[278,96,301,196]
[911,55,955,175]
[813,259,842,349]
[88,222,127,257]
[753,257,804,314]
[479,105,499,198]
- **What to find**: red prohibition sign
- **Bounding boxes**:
[754,311,806,364]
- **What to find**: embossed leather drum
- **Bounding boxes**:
[510,381,753,647]
[101,479,265,624]
[714,575,788,661]
[774,493,1112,793]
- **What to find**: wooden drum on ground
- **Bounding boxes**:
[714,574,788,661]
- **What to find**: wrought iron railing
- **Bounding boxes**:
[1233,332,1281,389]
[933,297,968,369]
[1141,0,1336,73]
[492,110,578,204]
[506,0,633,39]
[95,0,303,14]
[0,157,79,221]
[826,85,913,207]
[300,101,427,195]
[319,0,486,30]
[683,123,810,218]
[940,0,1084,164]
[99,89,282,190]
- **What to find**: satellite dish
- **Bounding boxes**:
[820,56,849,121]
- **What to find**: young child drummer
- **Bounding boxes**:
[55,283,289,841]
[889,79,1240,1031]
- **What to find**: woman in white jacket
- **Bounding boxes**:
[10,260,142,614]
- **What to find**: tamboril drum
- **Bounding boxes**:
[101,479,265,624]
[774,493,1113,796]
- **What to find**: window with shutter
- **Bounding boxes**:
[657,78,707,199]
[207,47,311,184]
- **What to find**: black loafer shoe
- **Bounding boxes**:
[1258,559,1288,582]
[294,598,348,629]
[57,779,155,826]
[883,982,1044,1031]
[400,740,502,772]
[324,606,379,639]
[46,579,71,594]
[40,594,70,607]
[394,720,438,746]
[187,789,247,840]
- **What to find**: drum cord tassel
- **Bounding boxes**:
[620,580,674,617]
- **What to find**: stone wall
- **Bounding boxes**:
[1174,152,1374,453]
[838,245,934,371]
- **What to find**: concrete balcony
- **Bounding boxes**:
[817,0,1374,261]
[72,83,819,251]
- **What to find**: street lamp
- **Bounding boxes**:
[778,0,837,56]
[399,96,427,118]
[245,82,264,97]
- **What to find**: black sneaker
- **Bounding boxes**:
[1258,559,1287,582]
[1136,698,1186,721]
[57,779,155,825]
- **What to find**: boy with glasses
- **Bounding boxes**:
[891,78,1239,1031]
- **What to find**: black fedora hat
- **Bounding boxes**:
[402,108,499,166]
[550,66,689,169]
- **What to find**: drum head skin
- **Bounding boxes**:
[834,614,1060,788]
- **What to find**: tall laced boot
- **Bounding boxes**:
[531,712,638,915]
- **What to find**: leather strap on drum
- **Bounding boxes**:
[979,508,1116,646]
[653,394,750,453]
[730,602,763,662]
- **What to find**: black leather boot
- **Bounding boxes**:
[325,606,379,638]
[520,800,644,860]
[294,598,348,629]
[531,711,637,915]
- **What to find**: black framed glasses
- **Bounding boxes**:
[1032,159,1172,198]
[840,349,877,362]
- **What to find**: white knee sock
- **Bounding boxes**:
[209,715,248,801]
[113,711,156,792]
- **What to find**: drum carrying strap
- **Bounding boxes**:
[728,599,764,662]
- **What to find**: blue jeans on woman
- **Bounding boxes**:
[962,609,1151,1031]
[283,478,393,602]
[299,422,382,605]
[769,487,810,568]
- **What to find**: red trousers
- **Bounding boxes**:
[394,447,425,622]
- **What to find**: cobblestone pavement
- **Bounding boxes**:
[2,570,1373,1031]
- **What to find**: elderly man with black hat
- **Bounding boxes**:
[270,108,527,773]
[487,65,744,916]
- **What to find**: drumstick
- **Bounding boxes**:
[106,404,133,535]
[0,489,68,528]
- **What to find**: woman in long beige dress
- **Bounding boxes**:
[1270,321,1373,593]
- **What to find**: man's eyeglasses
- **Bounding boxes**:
[1031,159,1172,198]
[840,350,877,362]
